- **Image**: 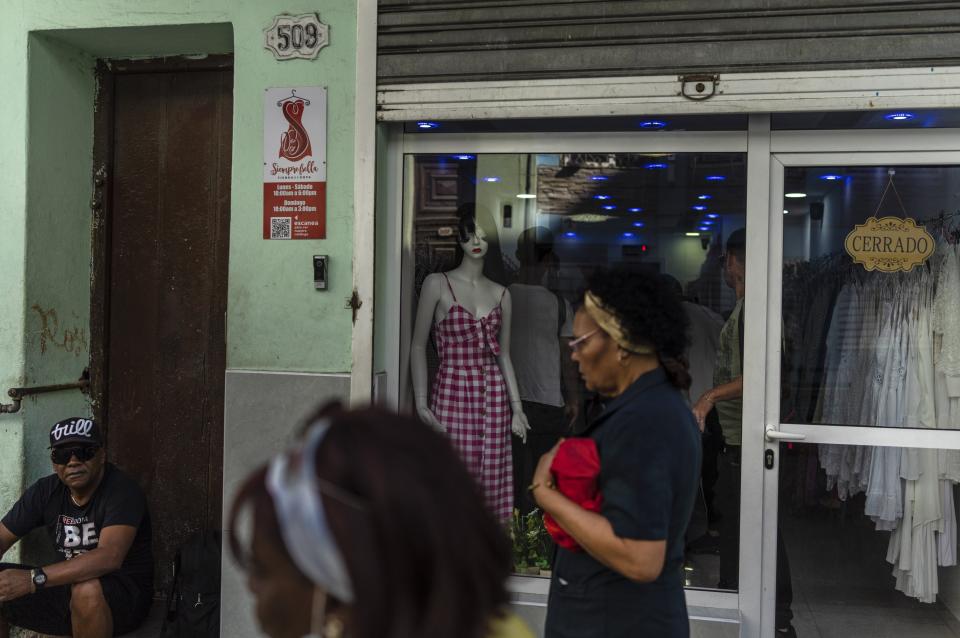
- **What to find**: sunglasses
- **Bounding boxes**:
[51,445,101,465]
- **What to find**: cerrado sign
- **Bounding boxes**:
[844,216,935,273]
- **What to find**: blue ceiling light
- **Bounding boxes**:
[705,175,726,181]
[884,112,916,121]
[639,120,667,129]
[602,205,617,211]
[593,194,612,200]
[416,121,439,129]
[692,205,707,211]
[819,174,843,181]
[706,213,720,219]
[563,231,577,238]
[481,176,500,183]
[697,194,713,200]
[453,154,475,160]
[622,232,636,238]
[701,220,715,226]
[632,221,645,228]
[628,207,643,213]
[591,175,609,181]
[645,162,669,170]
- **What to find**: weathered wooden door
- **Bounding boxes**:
[91,60,232,595]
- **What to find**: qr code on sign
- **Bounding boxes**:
[270,217,292,239]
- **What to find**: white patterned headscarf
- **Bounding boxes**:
[266,420,358,604]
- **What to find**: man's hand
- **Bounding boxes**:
[692,393,715,432]
[0,568,33,603]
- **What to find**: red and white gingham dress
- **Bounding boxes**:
[431,274,513,522]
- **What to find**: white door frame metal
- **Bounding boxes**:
[382,127,754,622]
[762,147,960,637]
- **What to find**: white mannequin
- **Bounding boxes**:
[411,224,531,443]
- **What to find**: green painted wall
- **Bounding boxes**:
[0,1,29,562]
[22,34,96,491]
[0,0,361,555]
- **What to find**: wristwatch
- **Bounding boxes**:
[30,568,47,591]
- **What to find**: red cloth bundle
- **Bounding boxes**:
[544,438,603,552]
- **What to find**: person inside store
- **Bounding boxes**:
[509,225,580,516]
[691,228,796,637]
[660,274,725,549]
[228,401,534,638]
[0,417,153,638]
[532,267,701,638]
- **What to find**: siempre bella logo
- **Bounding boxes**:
[278,91,313,162]
[52,419,94,441]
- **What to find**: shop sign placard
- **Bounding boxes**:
[264,13,329,61]
[263,87,327,240]
[844,216,935,272]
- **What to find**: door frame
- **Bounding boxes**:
[380,124,756,620]
[88,54,233,436]
[759,142,960,637]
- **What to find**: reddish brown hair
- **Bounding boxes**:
[229,402,511,638]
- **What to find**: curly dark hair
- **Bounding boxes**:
[584,267,692,389]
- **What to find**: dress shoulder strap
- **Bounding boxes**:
[442,273,458,301]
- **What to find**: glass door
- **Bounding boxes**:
[762,151,960,638]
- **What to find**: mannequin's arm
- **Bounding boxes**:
[411,274,443,429]
[496,291,530,443]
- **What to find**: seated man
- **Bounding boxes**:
[0,417,152,638]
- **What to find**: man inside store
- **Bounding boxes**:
[692,229,796,637]
[0,417,153,638]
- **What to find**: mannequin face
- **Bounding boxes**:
[459,226,488,260]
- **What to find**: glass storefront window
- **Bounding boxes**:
[400,151,747,583]
[779,441,960,635]
[773,109,960,130]
[403,113,749,134]
[781,165,960,430]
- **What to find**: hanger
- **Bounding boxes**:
[276,89,311,107]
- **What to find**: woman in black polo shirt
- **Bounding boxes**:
[532,267,702,638]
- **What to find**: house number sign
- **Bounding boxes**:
[264,13,329,61]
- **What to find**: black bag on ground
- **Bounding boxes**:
[161,530,222,638]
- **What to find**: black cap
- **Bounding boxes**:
[49,417,102,449]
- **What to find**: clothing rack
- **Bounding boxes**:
[918,210,960,244]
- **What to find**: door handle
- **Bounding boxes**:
[765,425,806,442]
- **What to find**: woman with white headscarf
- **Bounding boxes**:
[228,402,532,638]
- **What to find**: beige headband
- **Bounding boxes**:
[583,291,655,355]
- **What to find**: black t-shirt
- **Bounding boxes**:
[1,463,153,592]
[546,368,702,638]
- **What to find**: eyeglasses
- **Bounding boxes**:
[568,329,600,352]
[51,445,100,465]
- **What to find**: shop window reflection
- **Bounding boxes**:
[781,165,960,430]
[402,152,748,586]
